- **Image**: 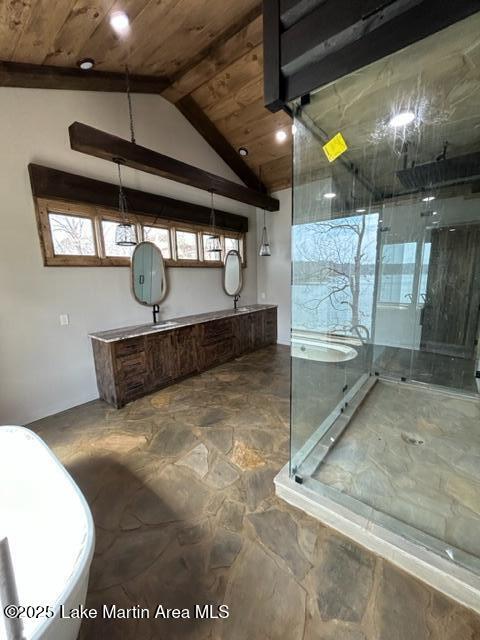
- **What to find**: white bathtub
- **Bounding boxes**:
[291,336,358,363]
[0,426,94,640]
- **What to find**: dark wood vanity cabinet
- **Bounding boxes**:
[91,306,277,408]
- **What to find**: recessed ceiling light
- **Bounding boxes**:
[356,208,366,213]
[110,11,130,34]
[238,147,248,157]
[422,195,435,202]
[276,130,287,143]
[324,192,336,199]
[389,111,415,128]
[77,57,95,70]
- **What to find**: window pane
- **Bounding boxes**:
[49,212,96,256]
[203,234,221,261]
[102,220,136,257]
[176,230,198,260]
[143,226,171,258]
[224,237,239,255]
[379,242,417,304]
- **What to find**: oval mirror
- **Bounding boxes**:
[131,241,167,306]
[223,250,243,297]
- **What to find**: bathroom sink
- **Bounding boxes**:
[153,320,179,328]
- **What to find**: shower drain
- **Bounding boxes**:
[401,432,425,446]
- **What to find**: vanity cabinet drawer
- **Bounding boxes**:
[115,352,147,380]
[146,332,175,389]
[115,337,145,358]
[199,318,233,345]
[200,340,234,369]
[264,308,277,344]
[172,327,199,378]
[119,377,146,402]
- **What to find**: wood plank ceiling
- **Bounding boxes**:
[0,0,292,193]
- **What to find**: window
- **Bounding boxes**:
[49,212,96,256]
[202,233,222,262]
[101,220,136,257]
[176,230,198,260]
[379,242,417,304]
[224,236,240,255]
[34,198,246,267]
[143,225,171,258]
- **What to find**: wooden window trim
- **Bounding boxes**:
[34,196,247,268]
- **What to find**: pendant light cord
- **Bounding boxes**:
[209,190,216,234]
[125,65,136,144]
[117,162,128,220]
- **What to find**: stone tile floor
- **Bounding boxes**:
[315,381,480,558]
[30,346,480,639]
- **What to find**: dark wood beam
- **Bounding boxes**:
[263,0,284,112]
[0,61,168,93]
[28,164,248,233]
[69,122,280,211]
[176,94,266,192]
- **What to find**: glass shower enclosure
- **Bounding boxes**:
[290,11,480,571]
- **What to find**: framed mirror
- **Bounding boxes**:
[223,249,243,297]
[131,241,167,307]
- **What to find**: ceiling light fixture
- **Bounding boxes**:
[324,192,336,199]
[238,147,248,157]
[77,57,95,70]
[389,111,415,128]
[259,209,271,257]
[207,190,222,255]
[275,130,287,143]
[114,159,137,247]
[422,195,435,202]
[110,11,130,35]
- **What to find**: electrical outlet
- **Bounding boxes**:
[59,314,69,326]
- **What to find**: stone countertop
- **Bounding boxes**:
[89,304,277,343]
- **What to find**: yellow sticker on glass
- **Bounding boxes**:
[322,132,348,162]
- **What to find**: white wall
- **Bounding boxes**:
[0,88,257,425]
[256,188,291,345]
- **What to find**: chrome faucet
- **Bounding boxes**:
[350,324,370,343]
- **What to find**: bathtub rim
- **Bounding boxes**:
[1,425,95,640]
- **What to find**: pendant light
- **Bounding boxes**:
[114,160,137,246]
[115,65,137,247]
[259,208,271,256]
[258,167,271,256]
[207,190,222,255]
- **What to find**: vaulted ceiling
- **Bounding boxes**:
[0,0,292,193]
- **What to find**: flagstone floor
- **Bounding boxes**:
[30,346,480,640]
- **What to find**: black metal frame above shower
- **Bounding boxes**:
[263,0,480,112]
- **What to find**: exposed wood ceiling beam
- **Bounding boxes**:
[28,163,248,233]
[163,6,263,103]
[0,61,168,93]
[176,94,265,192]
[69,122,280,211]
